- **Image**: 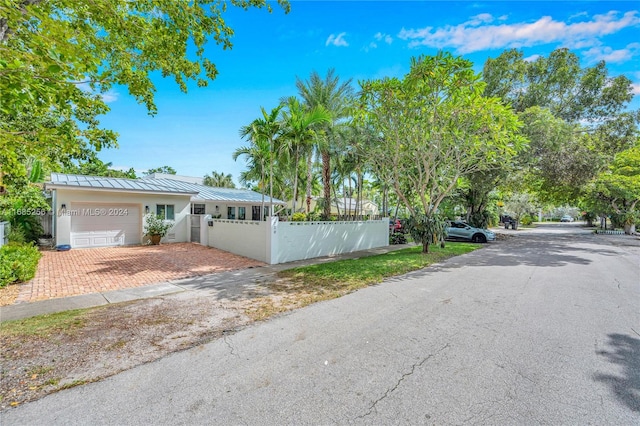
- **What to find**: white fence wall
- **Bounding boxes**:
[272,220,388,264]
[0,221,8,248]
[206,218,388,264]
[207,219,269,262]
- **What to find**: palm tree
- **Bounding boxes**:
[203,171,236,188]
[237,106,283,218]
[296,69,353,220]
[235,122,272,218]
[279,96,330,215]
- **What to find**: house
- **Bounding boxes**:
[331,197,379,217]
[46,173,285,248]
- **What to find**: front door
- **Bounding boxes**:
[190,215,201,243]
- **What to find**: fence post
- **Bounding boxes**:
[0,221,9,248]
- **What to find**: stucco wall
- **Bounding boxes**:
[207,219,269,262]
[272,220,389,264]
[206,218,388,264]
[53,189,191,246]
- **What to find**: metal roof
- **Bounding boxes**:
[48,173,285,204]
[149,178,286,204]
[48,173,197,194]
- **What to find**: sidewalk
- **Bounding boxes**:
[0,244,411,322]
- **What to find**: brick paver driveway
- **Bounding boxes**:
[17,243,264,303]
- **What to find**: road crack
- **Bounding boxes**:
[356,343,450,420]
[223,332,239,358]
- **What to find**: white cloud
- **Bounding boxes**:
[523,54,540,62]
[374,32,393,44]
[100,90,119,103]
[326,32,349,47]
[582,43,640,63]
[397,10,640,54]
[78,83,119,103]
[467,13,494,26]
[631,83,640,95]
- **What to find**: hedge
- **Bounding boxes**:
[0,243,41,288]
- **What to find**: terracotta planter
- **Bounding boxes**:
[150,235,162,245]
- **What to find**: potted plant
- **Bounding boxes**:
[37,234,54,248]
[144,214,174,245]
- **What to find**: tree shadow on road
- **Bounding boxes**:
[431,238,621,270]
[594,332,640,413]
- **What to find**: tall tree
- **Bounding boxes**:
[237,106,284,216]
[296,69,354,219]
[1,0,289,189]
[360,53,523,252]
[279,97,330,215]
[483,48,639,205]
[203,171,236,188]
[589,145,640,234]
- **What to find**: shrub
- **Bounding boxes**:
[8,226,26,244]
[389,232,407,245]
[520,215,533,226]
[291,212,306,222]
[0,243,42,288]
[10,212,44,243]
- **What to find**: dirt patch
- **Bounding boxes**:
[0,274,318,412]
[0,292,265,411]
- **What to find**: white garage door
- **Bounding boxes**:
[70,203,141,248]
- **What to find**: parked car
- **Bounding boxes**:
[560,215,574,222]
[446,221,495,243]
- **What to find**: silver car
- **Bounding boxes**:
[446,221,496,243]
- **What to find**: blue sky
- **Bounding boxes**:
[97,1,640,185]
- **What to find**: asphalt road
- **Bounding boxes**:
[4,223,639,425]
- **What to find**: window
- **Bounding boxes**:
[251,206,269,221]
[191,203,205,214]
[252,206,261,221]
[227,206,236,220]
[238,207,246,220]
[156,204,175,220]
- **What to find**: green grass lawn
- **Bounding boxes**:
[1,309,88,337]
[278,242,479,291]
[242,242,481,320]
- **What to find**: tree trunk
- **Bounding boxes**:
[292,148,299,215]
[260,161,265,221]
[624,223,636,235]
[306,151,312,216]
[422,241,430,253]
[382,187,388,219]
[322,150,331,220]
